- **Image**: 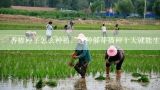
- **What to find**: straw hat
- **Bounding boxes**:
[107,45,117,56]
[75,33,87,42]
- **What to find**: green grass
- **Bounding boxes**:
[0,50,159,79]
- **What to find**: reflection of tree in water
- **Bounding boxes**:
[105,80,124,90]
[74,79,87,90]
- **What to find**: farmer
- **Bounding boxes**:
[25,31,36,41]
[69,20,74,30]
[46,21,53,41]
[65,22,73,41]
[72,33,91,79]
[113,24,119,36]
[101,24,107,37]
[105,45,124,80]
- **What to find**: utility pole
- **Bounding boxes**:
[144,0,147,20]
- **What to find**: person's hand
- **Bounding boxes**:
[71,53,77,59]
[73,56,78,59]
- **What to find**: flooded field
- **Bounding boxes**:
[0,73,160,90]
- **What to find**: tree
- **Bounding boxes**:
[71,0,89,10]
[131,0,148,16]
[153,0,160,16]
[0,0,11,8]
[48,0,59,7]
[90,0,105,13]
[114,0,134,18]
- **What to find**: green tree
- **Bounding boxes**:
[48,0,59,7]
[71,0,89,10]
[0,0,11,8]
[114,0,134,17]
[153,0,160,16]
[90,0,105,13]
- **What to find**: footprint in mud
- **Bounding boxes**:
[105,80,129,90]
[74,78,87,90]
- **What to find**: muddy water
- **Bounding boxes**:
[0,73,160,90]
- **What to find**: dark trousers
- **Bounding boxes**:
[106,57,124,70]
[74,61,88,78]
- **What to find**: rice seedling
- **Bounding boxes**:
[132,73,142,77]
[35,79,57,89]
[131,72,149,83]
[0,50,159,79]
[138,75,149,82]
[45,80,57,87]
[95,75,105,80]
[36,79,44,89]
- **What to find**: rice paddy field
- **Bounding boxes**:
[0,50,160,79]
[0,14,160,90]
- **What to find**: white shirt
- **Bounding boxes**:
[101,26,107,32]
[46,24,53,36]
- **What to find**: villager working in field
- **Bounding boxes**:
[70,33,91,79]
[25,31,36,41]
[101,24,107,37]
[69,20,74,30]
[113,24,119,36]
[64,21,74,41]
[46,21,53,41]
[105,45,124,81]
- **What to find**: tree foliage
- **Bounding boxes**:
[90,0,105,13]
[153,0,160,16]
[0,0,11,8]
[1,0,160,17]
[114,0,134,17]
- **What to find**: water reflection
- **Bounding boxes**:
[0,73,160,90]
[74,78,87,90]
[105,80,123,90]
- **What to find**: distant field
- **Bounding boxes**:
[11,6,56,11]
[0,20,160,30]
[0,14,160,30]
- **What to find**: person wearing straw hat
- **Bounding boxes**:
[105,45,124,80]
[72,33,91,79]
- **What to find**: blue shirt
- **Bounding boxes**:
[75,41,91,63]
